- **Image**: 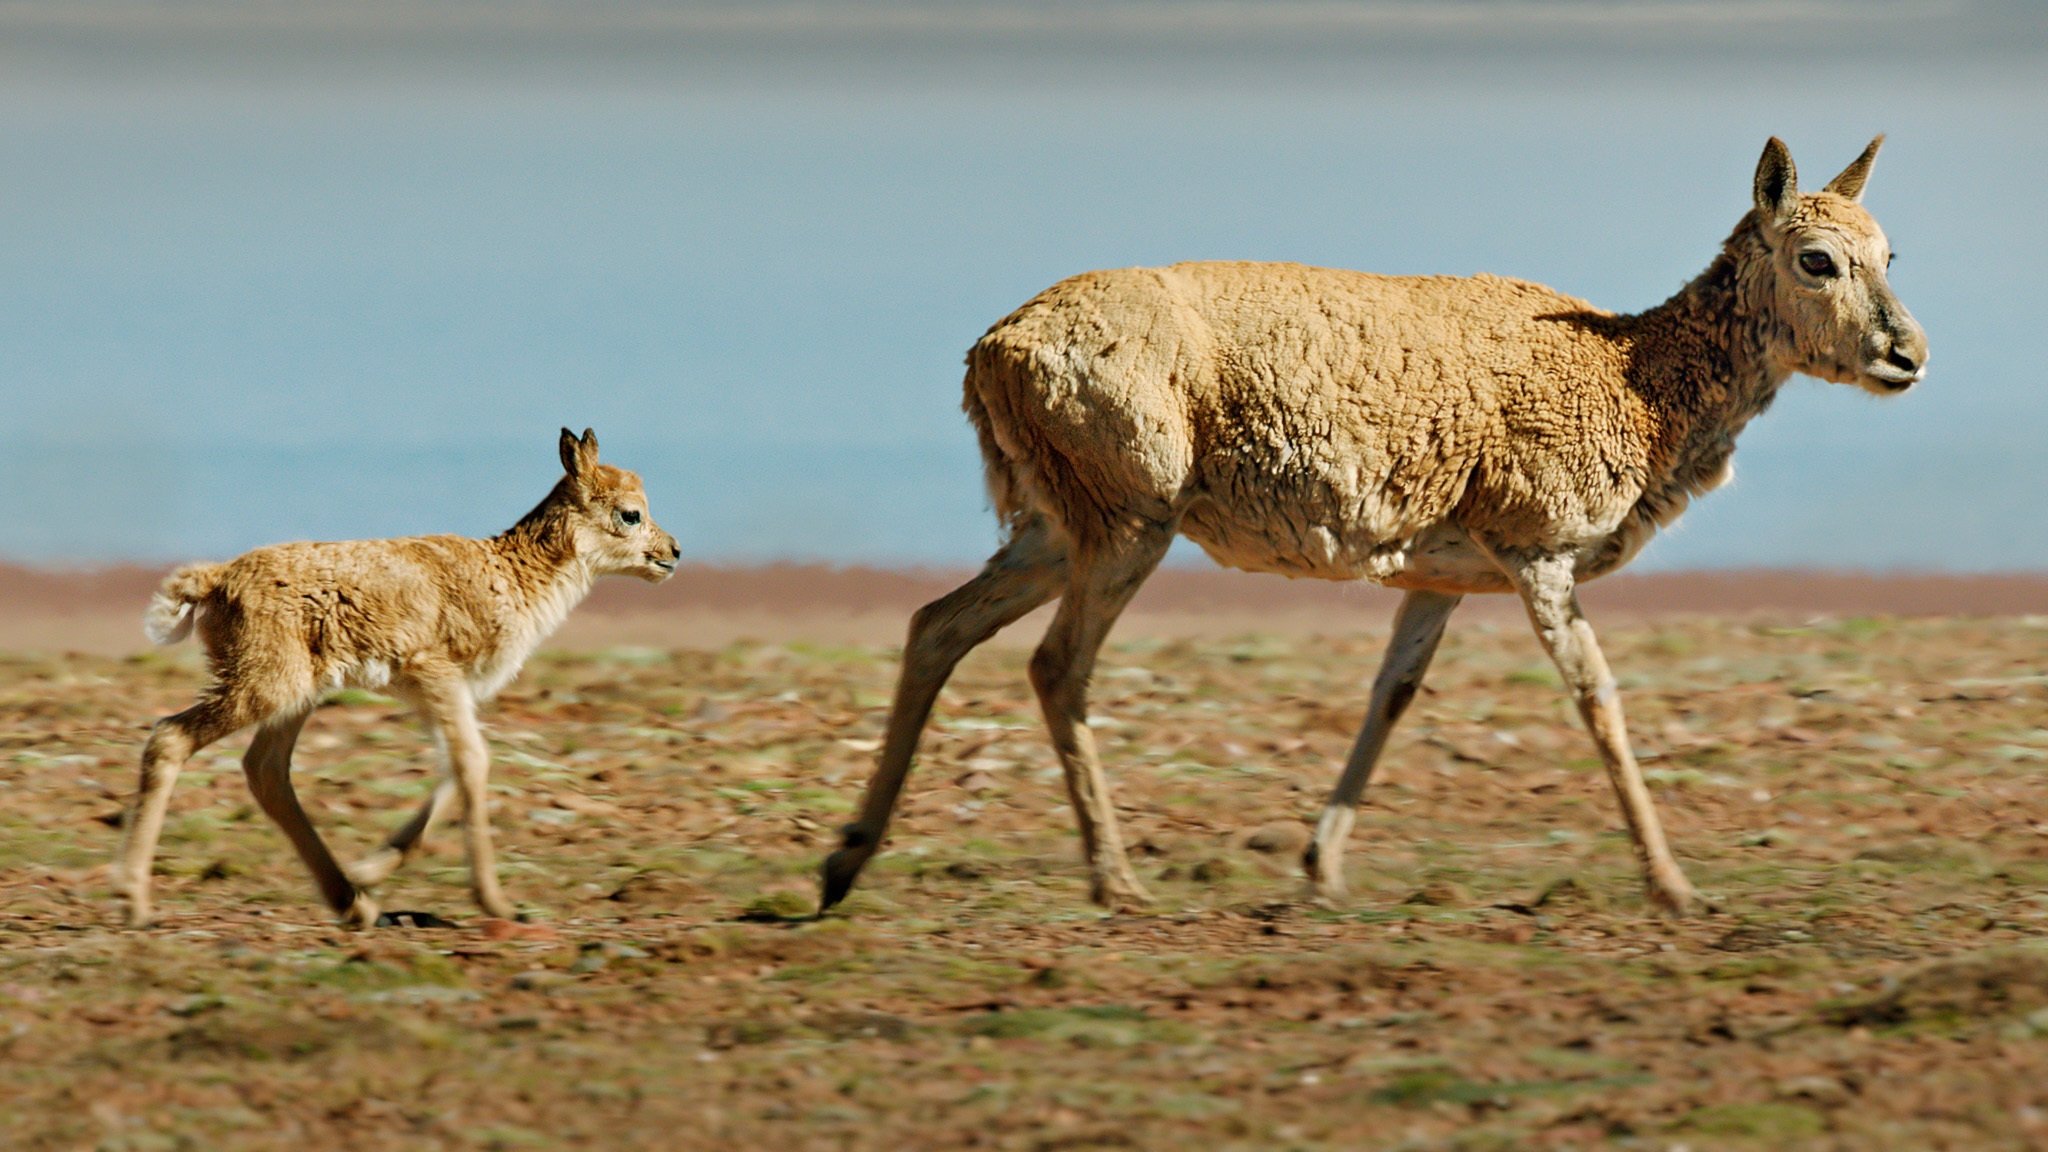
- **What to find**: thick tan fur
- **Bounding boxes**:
[824,137,1927,917]
[114,429,681,929]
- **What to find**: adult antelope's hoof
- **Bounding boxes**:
[819,847,869,913]
[1305,879,1348,910]
[1649,878,1701,918]
[1090,876,1154,913]
[120,903,154,930]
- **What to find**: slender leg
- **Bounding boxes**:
[1305,589,1462,902]
[241,708,380,927]
[1498,550,1697,915]
[114,693,254,927]
[1028,523,1175,910]
[347,765,458,888]
[416,681,516,921]
[821,519,1068,911]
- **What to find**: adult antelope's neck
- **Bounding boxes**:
[1622,218,1791,464]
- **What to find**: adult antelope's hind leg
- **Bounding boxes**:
[1305,589,1462,903]
[1500,551,1697,915]
[1028,522,1174,911]
[821,518,1067,912]
[115,692,256,927]
[241,708,381,927]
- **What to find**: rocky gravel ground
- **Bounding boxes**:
[4,615,2047,1150]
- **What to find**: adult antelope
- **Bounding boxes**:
[822,137,1926,916]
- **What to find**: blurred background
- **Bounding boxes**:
[1,1,2042,572]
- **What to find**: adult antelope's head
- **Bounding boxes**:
[1749,135,1929,395]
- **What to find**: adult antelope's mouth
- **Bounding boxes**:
[1862,359,1924,393]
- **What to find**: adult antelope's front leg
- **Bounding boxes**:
[1499,550,1698,915]
[1305,589,1462,903]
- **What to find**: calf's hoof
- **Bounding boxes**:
[345,847,403,887]
[340,893,381,930]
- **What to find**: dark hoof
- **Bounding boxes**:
[819,850,863,914]
[375,910,461,929]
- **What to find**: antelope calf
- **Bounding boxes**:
[822,136,1926,916]
[114,428,680,928]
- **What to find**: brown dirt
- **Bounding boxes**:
[4,611,2048,1149]
[8,561,2048,654]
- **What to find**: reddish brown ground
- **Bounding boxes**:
[3,568,2048,1150]
[9,562,2048,653]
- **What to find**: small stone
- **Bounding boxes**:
[1776,1075,1851,1106]
[481,918,560,943]
[1403,880,1471,908]
[738,890,813,921]
[608,872,679,906]
[551,792,620,816]
[956,771,1001,795]
[510,970,575,991]
[1242,822,1311,855]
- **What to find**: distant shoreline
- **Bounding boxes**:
[8,561,2046,655]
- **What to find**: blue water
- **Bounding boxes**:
[2,10,2044,571]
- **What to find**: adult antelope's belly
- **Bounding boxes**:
[1178,500,1511,593]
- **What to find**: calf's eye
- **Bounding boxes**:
[618,509,642,526]
[1798,251,1837,278]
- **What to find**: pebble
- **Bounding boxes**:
[1242,821,1311,855]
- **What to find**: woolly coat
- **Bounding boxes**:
[965,234,1783,594]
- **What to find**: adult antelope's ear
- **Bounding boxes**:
[1822,134,1884,202]
[1753,137,1799,222]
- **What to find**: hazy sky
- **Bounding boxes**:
[2,2,2043,570]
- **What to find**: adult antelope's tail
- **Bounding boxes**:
[143,562,225,645]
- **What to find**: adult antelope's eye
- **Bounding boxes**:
[618,509,642,527]
[1798,251,1838,278]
